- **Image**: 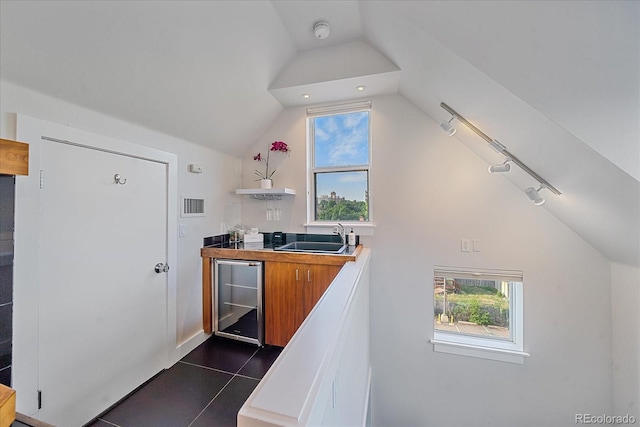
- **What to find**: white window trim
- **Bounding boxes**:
[305,101,374,228]
[431,267,530,364]
[430,339,530,364]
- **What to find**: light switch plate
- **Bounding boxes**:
[473,239,481,252]
[461,239,471,252]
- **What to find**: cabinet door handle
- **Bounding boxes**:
[307,269,311,282]
[296,268,299,282]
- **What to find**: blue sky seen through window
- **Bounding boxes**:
[314,112,369,201]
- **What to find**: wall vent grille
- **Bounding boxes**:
[181,197,205,217]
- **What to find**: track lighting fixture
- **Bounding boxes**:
[439,102,561,205]
[525,185,546,206]
[488,139,507,153]
[488,159,511,174]
[440,115,457,136]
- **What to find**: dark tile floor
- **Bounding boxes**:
[79,336,282,427]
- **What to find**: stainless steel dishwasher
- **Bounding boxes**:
[214,259,263,346]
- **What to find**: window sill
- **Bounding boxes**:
[304,222,376,236]
[430,339,530,364]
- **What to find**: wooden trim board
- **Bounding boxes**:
[0,384,16,427]
[0,138,29,175]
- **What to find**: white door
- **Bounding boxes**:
[37,139,169,426]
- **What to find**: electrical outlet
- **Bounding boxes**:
[461,239,471,252]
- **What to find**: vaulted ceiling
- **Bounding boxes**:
[1,0,638,267]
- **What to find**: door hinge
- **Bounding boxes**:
[39,170,44,189]
[38,389,42,409]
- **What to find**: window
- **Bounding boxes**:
[431,266,529,364]
[307,102,371,223]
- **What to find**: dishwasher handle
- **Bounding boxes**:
[215,259,262,267]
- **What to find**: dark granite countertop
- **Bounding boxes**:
[201,232,361,264]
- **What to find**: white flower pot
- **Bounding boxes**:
[260,179,272,189]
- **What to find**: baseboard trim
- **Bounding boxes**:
[170,330,210,366]
[16,412,55,427]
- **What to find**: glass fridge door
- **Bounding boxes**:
[214,259,263,346]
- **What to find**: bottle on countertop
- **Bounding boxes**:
[348,228,356,246]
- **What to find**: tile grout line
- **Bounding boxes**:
[185,347,261,427]
[176,361,266,381]
[233,371,264,382]
[178,360,237,376]
[186,376,235,427]
[235,347,261,376]
[93,419,121,427]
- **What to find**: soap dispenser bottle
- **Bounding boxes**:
[348,228,356,246]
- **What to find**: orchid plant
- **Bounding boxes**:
[254,140,290,181]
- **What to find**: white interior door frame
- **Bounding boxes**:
[13,114,179,415]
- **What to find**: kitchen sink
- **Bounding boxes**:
[273,241,347,254]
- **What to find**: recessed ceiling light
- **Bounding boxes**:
[301,93,311,99]
[356,85,366,92]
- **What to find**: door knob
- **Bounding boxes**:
[154,263,170,273]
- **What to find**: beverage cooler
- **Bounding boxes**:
[214,259,264,346]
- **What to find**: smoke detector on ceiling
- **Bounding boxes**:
[313,21,330,39]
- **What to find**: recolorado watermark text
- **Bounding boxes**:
[576,414,636,424]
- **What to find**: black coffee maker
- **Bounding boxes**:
[271,231,285,247]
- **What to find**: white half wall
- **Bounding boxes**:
[240,94,615,426]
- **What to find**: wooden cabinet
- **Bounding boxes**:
[265,261,343,347]
[201,245,360,345]
[264,262,300,347]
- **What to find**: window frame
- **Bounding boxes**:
[430,266,530,364]
[306,101,373,227]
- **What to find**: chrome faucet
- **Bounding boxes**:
[334,223,346,245]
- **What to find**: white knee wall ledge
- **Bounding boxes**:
[238,249,371,427]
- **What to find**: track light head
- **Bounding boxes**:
[488,159,511,174]
[525,186,546,206]
[440,115,457,136]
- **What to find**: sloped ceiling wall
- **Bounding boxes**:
[359,1,640,267]
[1,0,638,266]
[0,0,295,156]
[382,1,639,182]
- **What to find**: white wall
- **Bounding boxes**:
[1,79,241,408]
[240,94,616,426]
[239,106,308,234]
[611,263,640,417]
